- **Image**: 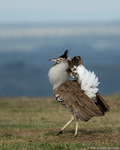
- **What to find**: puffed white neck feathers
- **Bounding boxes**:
[48,61,69,90]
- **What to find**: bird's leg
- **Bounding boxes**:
[57,114,74,135]
[73,116,79,137]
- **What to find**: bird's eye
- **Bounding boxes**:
[59,58,62,61]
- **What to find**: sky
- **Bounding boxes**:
[0,0,120,23]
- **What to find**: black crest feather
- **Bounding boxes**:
[60,50,68,59]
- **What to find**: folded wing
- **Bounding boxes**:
[67,56,110,113]
[54,81,104,122]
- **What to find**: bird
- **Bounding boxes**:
[48,50,109,137]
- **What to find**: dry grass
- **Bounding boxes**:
[0,94,120,150]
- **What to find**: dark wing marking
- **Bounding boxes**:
[95,93,110,114]
[54,80,104,122]
[68,56,84,80]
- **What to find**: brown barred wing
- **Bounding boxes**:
[67,56,84,80]
[54,80,103,122]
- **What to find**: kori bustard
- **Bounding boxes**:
[48,50,109,137]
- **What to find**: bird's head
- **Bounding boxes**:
[49,50,68,64]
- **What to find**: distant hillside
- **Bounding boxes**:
[0,23,120,96]
[0,49,120,97]
[0,61,51,97]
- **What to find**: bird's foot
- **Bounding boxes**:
[57,130,63,135]
[73,133,78,138]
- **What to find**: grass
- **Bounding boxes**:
[0,95,120,150]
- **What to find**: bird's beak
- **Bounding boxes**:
[49,58,57,62]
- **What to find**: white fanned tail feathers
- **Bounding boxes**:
[76,65,100,99]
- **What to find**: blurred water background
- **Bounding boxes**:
[0,22,120,97]
[0,0,120,97]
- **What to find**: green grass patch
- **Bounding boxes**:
[0,96,120,149]
[1,142,120,150]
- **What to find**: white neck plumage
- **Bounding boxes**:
[48,61,69,90]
